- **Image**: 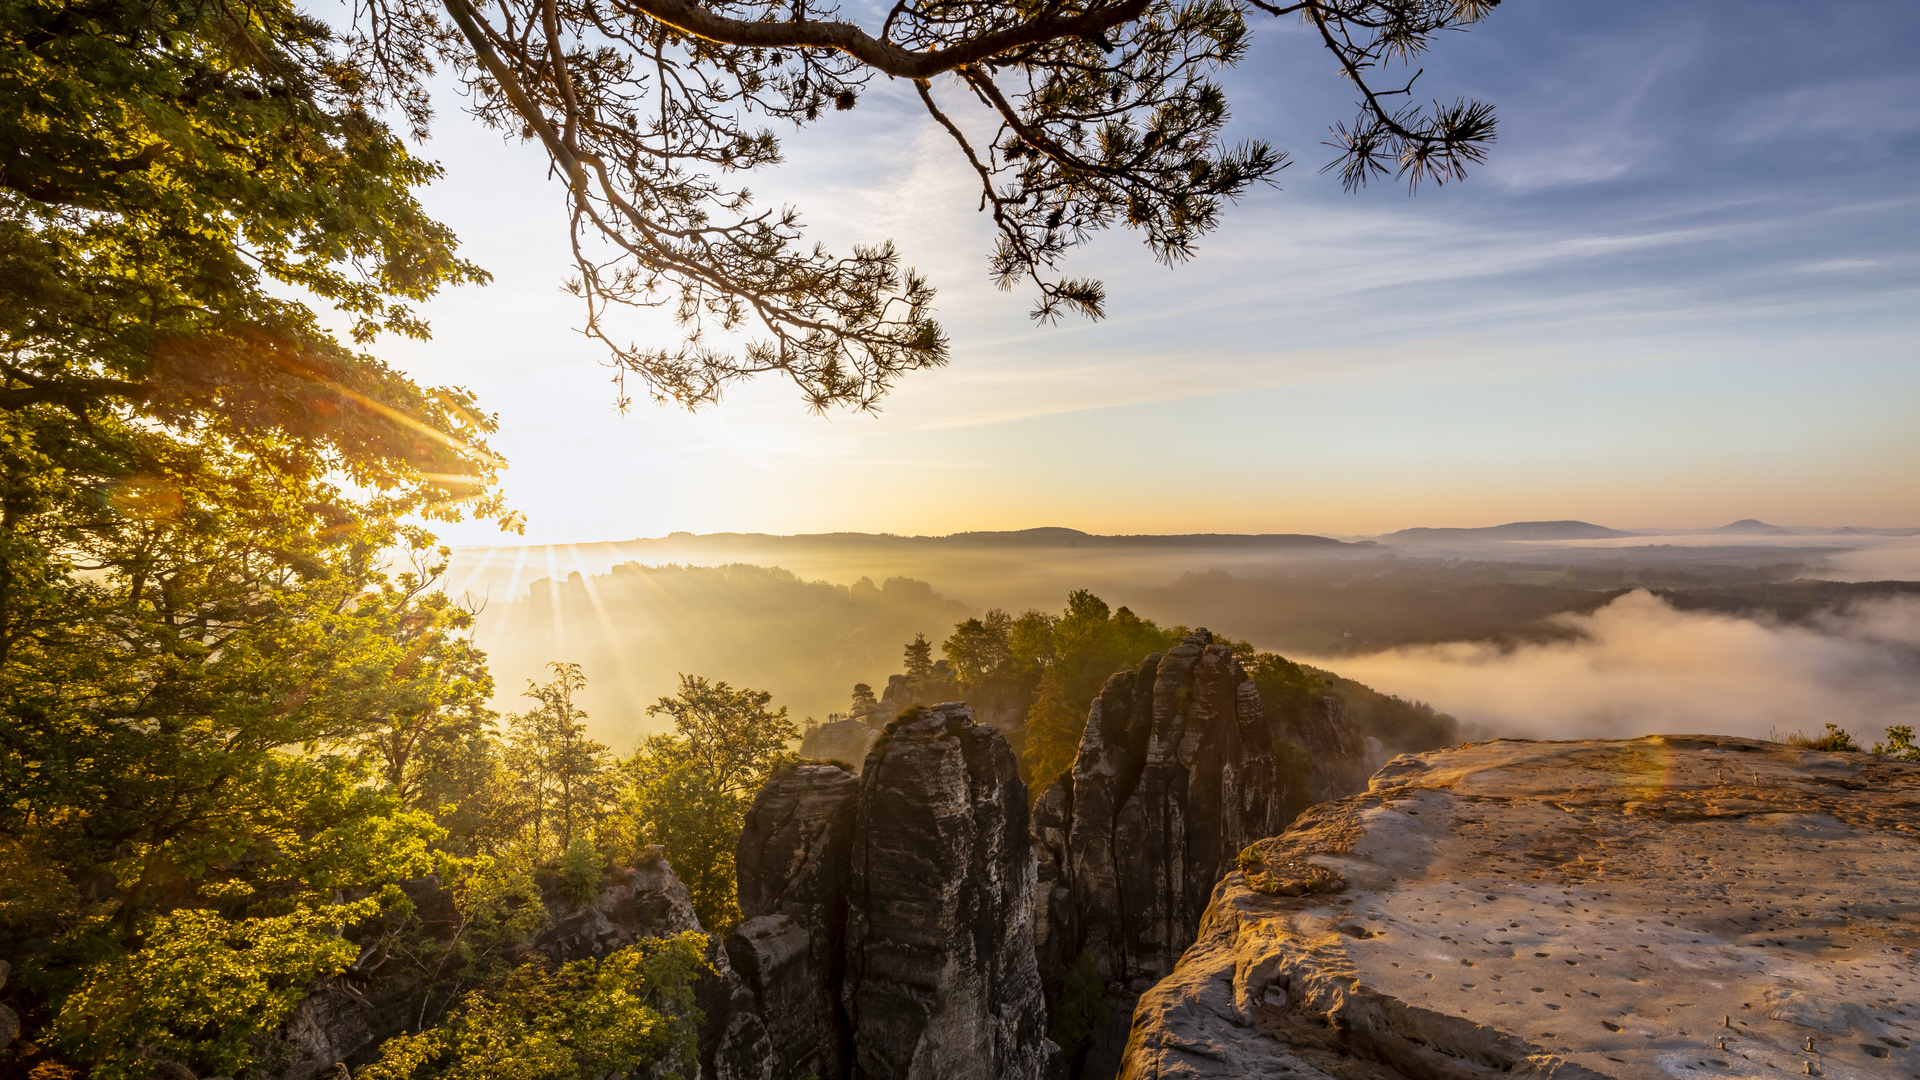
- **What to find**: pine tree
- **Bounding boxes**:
[903,634,934,680]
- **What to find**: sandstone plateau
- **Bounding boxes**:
[1119,736,1920,1080]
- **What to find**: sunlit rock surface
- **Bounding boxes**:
[1118,736,1920,1080]
[844,703,1054,1080]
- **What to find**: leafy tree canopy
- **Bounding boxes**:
[613,674,801,930]
[1,0,507,506]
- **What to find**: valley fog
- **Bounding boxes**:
[1304,589,1920,745]
[455,523,1920,750]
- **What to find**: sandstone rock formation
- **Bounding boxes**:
[1276,693,1379,817]
[799,717,881,771]
[1037,630,1290,1076]
[1119,735,1920,1080]
[730,764,862,1080]
[843,703,1054,1080]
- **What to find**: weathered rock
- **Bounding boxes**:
[1278,694,1377,816]
[730,764,862,1080]
[1119,735,1920,1080]
[1045,630,1283,1077]
[535,849,703,960]
[799,718,881,772]
[1076,631,1280,984]
[843,703,1055,1080]
[1031,776,1076,982]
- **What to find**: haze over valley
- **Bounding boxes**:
[457,518,1920,752]
[8,0,1919,1076]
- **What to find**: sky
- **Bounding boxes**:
[357,0,1920,546]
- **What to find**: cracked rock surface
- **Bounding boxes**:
[1118,735,1920,1080]
[844,703,1053,1080]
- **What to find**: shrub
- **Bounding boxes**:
[561,836,605,904]
[1873,725,1920,762]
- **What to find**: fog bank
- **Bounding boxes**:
[1305,590,1920,745]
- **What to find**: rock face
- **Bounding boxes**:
[1277,693,1378,816]
[730,764,863,1080]
[843,704,1054,1080]
[799,718,881,771]
[1039,630,1285,1076]
[1119,735,1920,1080]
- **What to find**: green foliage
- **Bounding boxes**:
[0,0,525,1062]
[644,675,800,801]
[944,610,1017,686]
[403,851,552,1020]
[30,769,440,1075]
[615,755,744,933]
[850,682,878,714]
[504,663,612,861]
[903,632,934,679]
[1873,725,1920,762]
[1271,738,1318,829]
[53,904,377,1079]
[0,0,507,516]
[1021,667,1084,794]
[1304,668,1458,753]
[1045,951,1111,1064]
[951,591,1178,785]
[561,836,606,904]
[612,675,800,932]
[1243,653,1325,724]
[358,933,710,1080]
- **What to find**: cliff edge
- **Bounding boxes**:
[1118,735,1920,1079]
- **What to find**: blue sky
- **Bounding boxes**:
[366,0,1920,544]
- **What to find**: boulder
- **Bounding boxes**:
[842,703,1055,1080]
[729,764,862,1079]
[535,849,703,960]
[1118,736,1920,1080]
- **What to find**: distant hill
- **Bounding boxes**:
[1380,520,1636,544]
[1710,519,1793,535]
[447,528,1373,611]
[935,528,1358,550]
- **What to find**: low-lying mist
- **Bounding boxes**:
[1303,589,1920,745]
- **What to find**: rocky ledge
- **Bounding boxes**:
[1119,736,1920,1080]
